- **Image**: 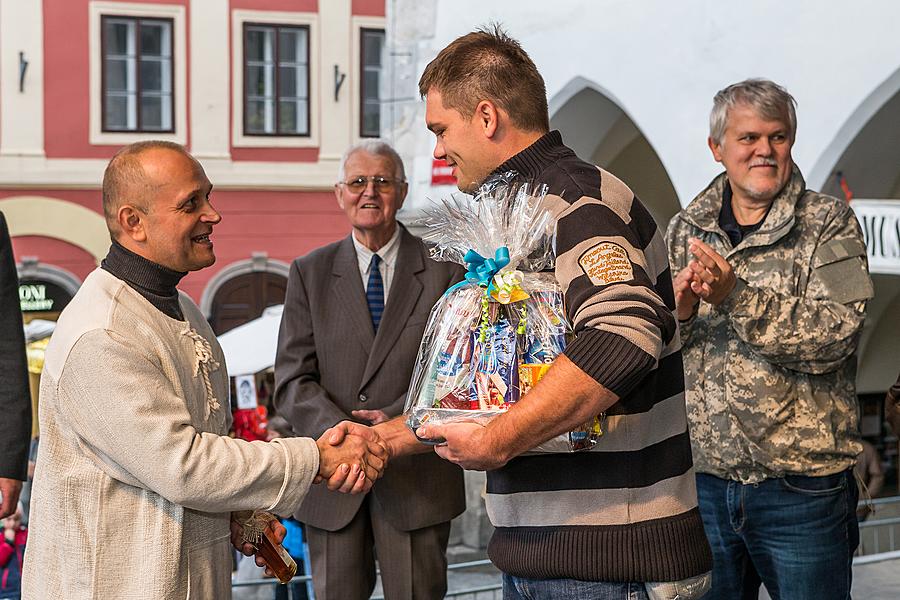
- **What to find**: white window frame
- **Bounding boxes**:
[89,1,186,145]
[351,16,386,144]
[232,9,319,148]
[101,16,174,132]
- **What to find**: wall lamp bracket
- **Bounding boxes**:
[334,65,346,102]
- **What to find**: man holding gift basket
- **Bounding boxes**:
[397,25,713,599]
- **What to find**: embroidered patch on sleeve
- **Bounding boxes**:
[578,242,634,286]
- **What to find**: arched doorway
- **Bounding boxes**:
[810,66,900,200]
[12,236,98,284]
[209,271,287,335]
[814,66,900,495]
[549,77,681,228]
[16,257,81,323]
[813,66,900,393]
[0,196,109,262]
[203,255,291,335]
[818,92,900,201]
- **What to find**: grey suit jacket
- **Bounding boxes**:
[0,212,31,481]
[274,227,466,531]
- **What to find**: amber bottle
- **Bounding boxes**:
[238,511,298,584]
[254,525,298,584]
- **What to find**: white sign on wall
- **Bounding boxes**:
[851,200,900,275]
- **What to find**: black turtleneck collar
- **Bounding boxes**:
[101,240,187,321]
[490,130,573,181]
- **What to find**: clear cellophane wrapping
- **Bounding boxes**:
[403,178,604,453]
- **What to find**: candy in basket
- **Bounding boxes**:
[404,180,604,453]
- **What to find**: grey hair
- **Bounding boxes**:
[709,79,797,145]
[337,139,406,183]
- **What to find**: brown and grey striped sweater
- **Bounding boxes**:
[484,131,712,582]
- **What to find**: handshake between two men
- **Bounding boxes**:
[313,419,390,493]
[231,419,391,575]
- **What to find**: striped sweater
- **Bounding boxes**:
[484,131,712,582]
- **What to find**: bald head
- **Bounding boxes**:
[101,141,219,272]
[102,141,197,240]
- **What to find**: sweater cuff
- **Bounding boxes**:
[718,277,749,314]
[678,312,697,326]
[267,437,320,517]
[563,328,656,398]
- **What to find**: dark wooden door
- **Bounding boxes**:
[210,271,287,335]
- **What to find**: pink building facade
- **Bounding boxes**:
[2,0,385,332]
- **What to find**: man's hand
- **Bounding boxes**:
[311,423,378,494]
[416,421,506,471]
[315,421,388,494]
[229,513,288,578]
[0,478,22,519]
[351,409,390,425]
[673,266,701,321]
[688,237,736,305]
[372,416,431,459]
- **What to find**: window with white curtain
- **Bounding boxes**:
[360,28,385,138]
[243,24,309,136]
[102,16,173,132]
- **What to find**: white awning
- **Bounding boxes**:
[24,318,56,343]
[217,304,284,377]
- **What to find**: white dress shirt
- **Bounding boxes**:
[351,226,401,306]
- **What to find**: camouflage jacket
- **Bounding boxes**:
[666,167,873,483]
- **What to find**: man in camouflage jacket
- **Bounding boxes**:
[666,79,873,600]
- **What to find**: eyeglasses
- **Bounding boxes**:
[339,176,404,193]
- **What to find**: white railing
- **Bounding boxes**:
[856,495,900,560]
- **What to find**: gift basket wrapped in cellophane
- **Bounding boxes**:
[404,178,605,453]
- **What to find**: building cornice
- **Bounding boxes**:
[0,156,339,191]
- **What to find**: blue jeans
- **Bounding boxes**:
[696,470,858,600]
[503,574,649,600]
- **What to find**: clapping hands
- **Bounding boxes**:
[674,238,737,320]
[314,421,389,494]
[686,238,736,305]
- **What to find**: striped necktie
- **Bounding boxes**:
[366,253,384,331]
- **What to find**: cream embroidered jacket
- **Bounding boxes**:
[23,268,319,600]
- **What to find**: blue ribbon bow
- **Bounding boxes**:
[464,247,510,287]
[444,246,511,296]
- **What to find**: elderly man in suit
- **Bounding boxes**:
[274,140,466,600]
[0,212,31,520]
